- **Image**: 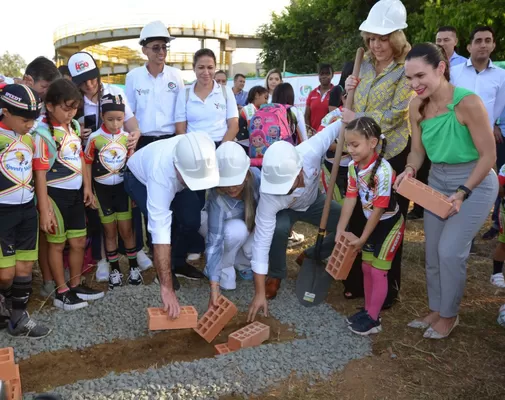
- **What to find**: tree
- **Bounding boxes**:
[0,52,26,77]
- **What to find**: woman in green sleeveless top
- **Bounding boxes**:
[396,43,498,339]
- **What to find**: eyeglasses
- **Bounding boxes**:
[144,45,169,53]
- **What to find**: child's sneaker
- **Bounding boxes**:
[7,311,51,339]
[109,269,124,290]
[128,267,143,286]
[348,312,382,336]
[490,273,505,288]
[345,309,368,325]
[96,259,111,282]
[71,284,105,301]
[54,290,88,311]
[0,295,10,329]
[497,304,505,327]
[137,250,153,271]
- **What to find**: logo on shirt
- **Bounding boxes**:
[214,103,226,111]
[167,82,177,91]
[136,89,150,96]
[300,85,312,96]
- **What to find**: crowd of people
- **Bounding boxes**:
[0,0,504,341]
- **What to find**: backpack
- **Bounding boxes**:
[248,103,299,167]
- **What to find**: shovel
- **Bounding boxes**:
[296,48,365,307]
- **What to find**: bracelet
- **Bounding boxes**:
[405,164,417,177]
[457,185,472,200]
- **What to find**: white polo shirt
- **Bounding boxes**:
[175,81,238,142]
[125,64,185,136]
[451,59,505,127]
[126,135,185,244]
[250,121,341,275]
[83,84,134,130]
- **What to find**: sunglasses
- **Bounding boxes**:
[144,44,170,53]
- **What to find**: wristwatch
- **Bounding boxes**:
[457,185,472,200]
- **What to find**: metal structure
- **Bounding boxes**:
[53,20,261,81]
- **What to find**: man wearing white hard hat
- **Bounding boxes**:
[125,20,184,150]
[341,0,416,307]
[124,132,219,318]
[204,142,260,310]
[247,123,342,321]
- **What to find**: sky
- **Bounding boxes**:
[1,0,291,71]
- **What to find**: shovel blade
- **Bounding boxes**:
[295,257,333,307]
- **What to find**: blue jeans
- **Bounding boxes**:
[123,171,203,267]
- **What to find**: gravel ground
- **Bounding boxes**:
[17,280,371,399]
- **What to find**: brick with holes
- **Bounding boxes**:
[6,378,22,400]
[147,306,198,331]
[0,348,17,382]
[193,295,238,343]
[396,176,451,219]
[227,321,270,350]
[214,343,233,355]
[326,232,359,280]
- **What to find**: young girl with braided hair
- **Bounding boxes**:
[336,117,405,336]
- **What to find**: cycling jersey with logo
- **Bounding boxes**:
[0,122,37,205]
[34,119,83,190]
[84,125,128,185]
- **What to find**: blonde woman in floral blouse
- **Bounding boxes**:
[339,0,416,306]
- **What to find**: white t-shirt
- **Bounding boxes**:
[175,81,239,142]
[125,65,185,136]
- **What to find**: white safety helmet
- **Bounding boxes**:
[173,132,219,191]
[216,141,250,187]
[260,141,302,195]
[139,20,175,45]
[359,0,408,36]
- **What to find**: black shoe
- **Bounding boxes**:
[174,262,206,280]
[71,284,105,301]
[127,267,143,286]
[348,313,382,336]
[108,269,123,290]
[0,296,10,329]
[483,227,499,240]
[346,309,367,325]
[54,290,88,311]
[407,210,423,220]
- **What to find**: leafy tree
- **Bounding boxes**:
[0,52,26,77]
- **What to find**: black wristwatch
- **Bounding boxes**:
[457,185,472,200]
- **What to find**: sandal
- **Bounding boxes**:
[343,291,363,300]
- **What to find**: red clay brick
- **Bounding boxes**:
[227,321,270,350]
[194,295,238,343]
[396,177,451,219]
[7,378,22,400]
[214,343,233,355]
[0,348,17,382]
[147,306,198,331]
[326,232,359,280]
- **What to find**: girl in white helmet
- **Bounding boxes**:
[204,141,260,310]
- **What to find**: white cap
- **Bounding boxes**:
[216,141,250,187]
[139,20,175,45]
[68,52,99,86]
[359,0,408,36]
[173,132,219,191]
[260,141,302,195]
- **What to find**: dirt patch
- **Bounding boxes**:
[19,312,297,393]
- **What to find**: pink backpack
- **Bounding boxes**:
[248,103,299,167]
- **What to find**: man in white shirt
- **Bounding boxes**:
[436,26,467,67]
[451,26,505,242]
[247,122,342,320]
[124,132,219,318]
[125,21,185,150]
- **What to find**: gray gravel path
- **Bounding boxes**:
[17,280,371,399]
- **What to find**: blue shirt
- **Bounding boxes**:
[499,107,505,137]
[205,167,261,282]
[234,90,248,107]
[450,52,467,67]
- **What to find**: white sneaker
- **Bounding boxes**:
[96,259,110,282]
[220,266,236,290]
[187,253,201,261]
[137,250,153,271]
[490,273,505,288]
[287,231,305,248]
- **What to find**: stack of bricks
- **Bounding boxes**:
[194,295,238,343]
[214,321,271,355]
[326,232,359,280]
[396,176,451,219]
[0,347,21,400]
[147,306,198,331]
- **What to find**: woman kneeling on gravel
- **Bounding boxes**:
[204,142,259,310]
[395,43,497,339]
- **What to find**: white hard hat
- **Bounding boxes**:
[173,132,219,191]
[216,141,250,187]
[139,20,175,45]
[260,141,302,195]
[359,0,408,36]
